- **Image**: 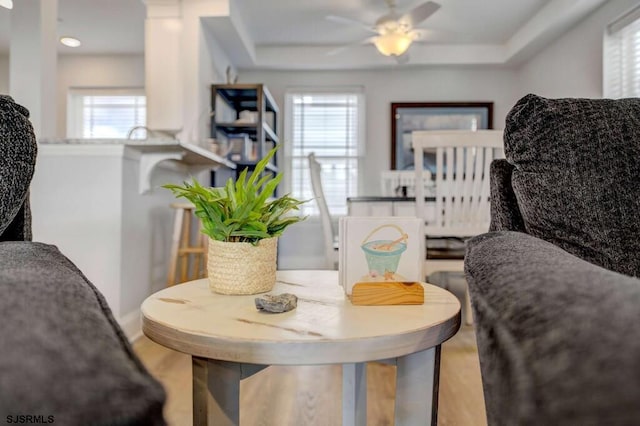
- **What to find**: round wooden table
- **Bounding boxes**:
[141,270,461,426]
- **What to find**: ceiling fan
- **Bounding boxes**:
[327,0,441,62]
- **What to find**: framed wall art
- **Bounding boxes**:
[391,102,493,170]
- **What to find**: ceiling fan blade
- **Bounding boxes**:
[326,37,376,56]
[401,1,441,28]
[326,45,353,56]
[326,15,378,34]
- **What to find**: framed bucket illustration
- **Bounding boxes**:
[339,217,425,295]
[361,224,408,280]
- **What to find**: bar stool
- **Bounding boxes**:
[167,203,208,286]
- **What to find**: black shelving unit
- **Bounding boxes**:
[210,84,280,180]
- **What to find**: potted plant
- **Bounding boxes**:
[163,148,306,295]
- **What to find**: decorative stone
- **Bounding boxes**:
[254,293,298,313]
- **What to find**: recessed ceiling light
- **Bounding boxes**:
[60,37,81,48]
[0,0,13,10]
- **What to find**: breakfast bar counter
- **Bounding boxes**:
[29,139,233,336]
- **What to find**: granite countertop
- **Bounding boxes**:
[38,138,180,145]
[37,138,236,170]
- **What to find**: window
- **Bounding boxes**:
[67,88,146,139]
[285,90,364,216]
[604,5,640,98]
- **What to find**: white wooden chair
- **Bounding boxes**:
[413,130,504,324]
[308,153,339,270]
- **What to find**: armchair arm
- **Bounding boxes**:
[465,231,640,426]
[1,197,32,241]
[0,95,37,241]
[489,159,526,232]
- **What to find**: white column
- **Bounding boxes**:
[9,0,58,139]
[143,0,234,146]
[143,0,184,133]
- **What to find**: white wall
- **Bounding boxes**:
[516,0,639,98]
[56,54,145,138]
[198,25,234,142]
[0,54,143,137]
[0,54,9,94]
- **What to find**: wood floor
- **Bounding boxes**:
[133,324,486,425]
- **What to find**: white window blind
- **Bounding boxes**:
[67,88,146,139]
[286,91,364,216]
[604,5,640,98]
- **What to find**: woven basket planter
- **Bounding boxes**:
[207,237,278,295]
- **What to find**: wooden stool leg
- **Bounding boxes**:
[167,208,185,286]
[169,204,208,285]
[189,217,204,280]
[179,210,192,283]
[192,219,208,279]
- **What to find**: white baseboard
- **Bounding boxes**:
[119,309,142,343]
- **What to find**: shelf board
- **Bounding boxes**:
[215,122,256,131]
[215,122,279,143]
[212,84,279,113]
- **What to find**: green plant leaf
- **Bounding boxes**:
[163,146,306,243]
[246,147,277,187]
[255,173,282,207]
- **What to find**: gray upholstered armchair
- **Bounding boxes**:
[465,94,640,425]
[0,95,166,423]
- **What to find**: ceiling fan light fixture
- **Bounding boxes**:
[60,36,82,48]
[374,32,412,56]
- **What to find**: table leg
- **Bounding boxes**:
[342,362,367,426]
[394,346,441,426]
[192,357,268,426]
[192,357,242,426]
